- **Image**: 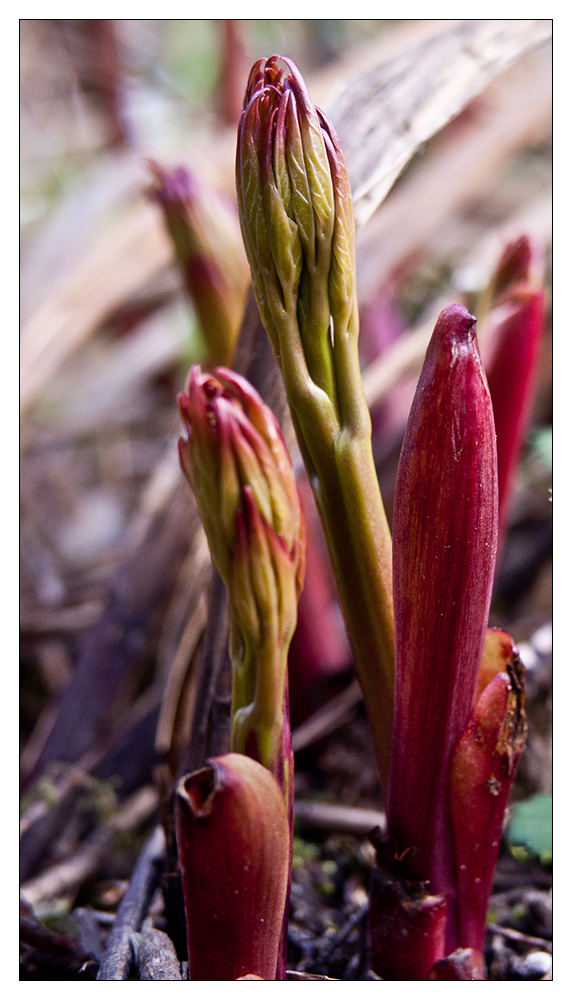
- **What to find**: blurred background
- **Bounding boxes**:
[21,20,401,224]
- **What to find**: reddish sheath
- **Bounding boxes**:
[388,304,498,919]
[175,753,290,981]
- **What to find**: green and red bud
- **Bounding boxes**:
[178,365,304,796]
[236,54,360,444]
[236,56,395,793]
[178,368,304,979]
[388,305,498,909]
[175,753,290,981]
[148,161,249,365]
[178,365,304,593]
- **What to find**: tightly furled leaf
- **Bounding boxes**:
[486,289,545,545]
[388,304,498,914]
[477,235,546,551]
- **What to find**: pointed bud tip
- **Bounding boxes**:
[434,303,477,344]
[492,235,534,299]
[147,160,195,207]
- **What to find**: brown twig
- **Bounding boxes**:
[294,800,385,838]
[21,786,158,911]
[487,923,552,953]
[96,825,166,981]
[136,921,183,980]
[292,679,362,753]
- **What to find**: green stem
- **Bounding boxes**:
[229,627,294,983]
[269,305,394,794]
[310,430,394,793]
[230,621,291,806]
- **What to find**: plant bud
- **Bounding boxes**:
[149,161,249,365]
[388,304,498,910]
[236,56,395,795]
[178,365,304,592]
[485,285,545,544]
[477,627,518,699]
[178,366,304,793]
[236,55,360,432]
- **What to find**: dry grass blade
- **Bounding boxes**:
[329,19,552,228]
[20,200,173,417]
[154,591,208,758]
[356,41,552,302]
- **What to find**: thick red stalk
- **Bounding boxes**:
[387,305,498,926]
[369,838,447,981]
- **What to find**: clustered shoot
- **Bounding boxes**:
[171,54,535,981]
